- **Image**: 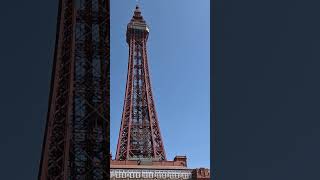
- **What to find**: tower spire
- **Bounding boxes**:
[132,2,142,19]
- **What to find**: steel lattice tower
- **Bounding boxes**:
[115,5,166,162]
[38,0,110,179]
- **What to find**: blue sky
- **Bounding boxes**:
[110,0,210,168]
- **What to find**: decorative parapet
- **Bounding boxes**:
[110,155,188,169]
[110,169,193,179]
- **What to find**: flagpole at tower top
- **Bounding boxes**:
[136,0,141,8]
[134,0,142,14]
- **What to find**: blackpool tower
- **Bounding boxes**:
[38,0,110,179]
[115,5,166,162]
[110,5,210,180]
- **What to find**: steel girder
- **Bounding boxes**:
[38,0,110,179]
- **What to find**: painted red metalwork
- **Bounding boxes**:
[115,5,166,161]
[38,0,110,179]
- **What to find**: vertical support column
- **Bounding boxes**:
[39,0,110,179]
[38,0,64,178]
[141,38,157,160]
[142,37,166,160]
[115,35,135,160]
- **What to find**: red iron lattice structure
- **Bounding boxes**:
[38,0,110,179]
[111,5,210,180]
[115,5,166,162]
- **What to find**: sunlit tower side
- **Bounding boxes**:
[115,5,166,162]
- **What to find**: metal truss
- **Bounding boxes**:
[38,0,110,179]
[115,6,166,162]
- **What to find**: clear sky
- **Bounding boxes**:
[110,0,210,168]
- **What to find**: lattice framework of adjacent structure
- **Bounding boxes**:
[115,5,166,161]
[38,0,110,179]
